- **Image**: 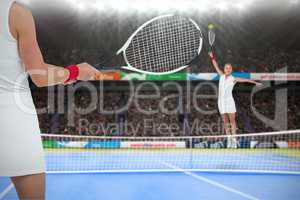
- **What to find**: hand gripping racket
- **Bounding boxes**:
[97,14,203,75]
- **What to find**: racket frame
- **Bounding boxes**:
[208,25,216,52]
[117,14,203,75]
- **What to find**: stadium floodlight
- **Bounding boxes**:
[92,2,105,12]
[197,1,211,12]
[76,2,86,11]
[151,0,180,12]
[290,0,299,4]
[50,0,260,13]
[107,0,130,12]
[216,2,229,11]
[64,0,86,11]
[235,2,246,10]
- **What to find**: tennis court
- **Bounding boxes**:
[1,131,300,200]
[2,171,300,200]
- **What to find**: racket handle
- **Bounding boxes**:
[208,51,217,61]
[209,45,214,53]
[94,64,122,71]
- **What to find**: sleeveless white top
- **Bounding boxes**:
[0,0,30,93]
[0,0,45,177]
[218,74,237,114]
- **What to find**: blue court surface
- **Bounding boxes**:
[1,149,300,200]
[1,172,300,200]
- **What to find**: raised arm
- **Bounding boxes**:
[235,77,262,86]
[11,3,100,87]
[208,52,223,76]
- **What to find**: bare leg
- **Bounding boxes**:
[222,114,231,135]
[11,173,45,200]
[222,114,231,148]
[228,113,238,148]
[228,113,237,135]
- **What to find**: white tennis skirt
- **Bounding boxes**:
[218,97,237,114]
[0,92,45,177]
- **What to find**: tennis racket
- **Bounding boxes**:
[96,14,203,75]
[208,23,216,52]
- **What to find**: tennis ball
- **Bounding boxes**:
[208,23,215,30]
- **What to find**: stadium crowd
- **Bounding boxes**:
[33,43,300,137]
[32,86,300,136]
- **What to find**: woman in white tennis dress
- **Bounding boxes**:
[0,1,100,199]
[208,52,262,148]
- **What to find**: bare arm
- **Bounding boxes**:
[11,3,99,87]
[208,52,223,76]
[235,77,262,86]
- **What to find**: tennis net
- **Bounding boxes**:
[42,130,300,174]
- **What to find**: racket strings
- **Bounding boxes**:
[125,16,202,73]
[209,30,216,46]
[130,21,190,66]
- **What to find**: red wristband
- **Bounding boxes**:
[209,53,217,61]
[65,65,79,83]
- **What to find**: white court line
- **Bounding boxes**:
[0,183,14,200]
[161,161,260,200]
